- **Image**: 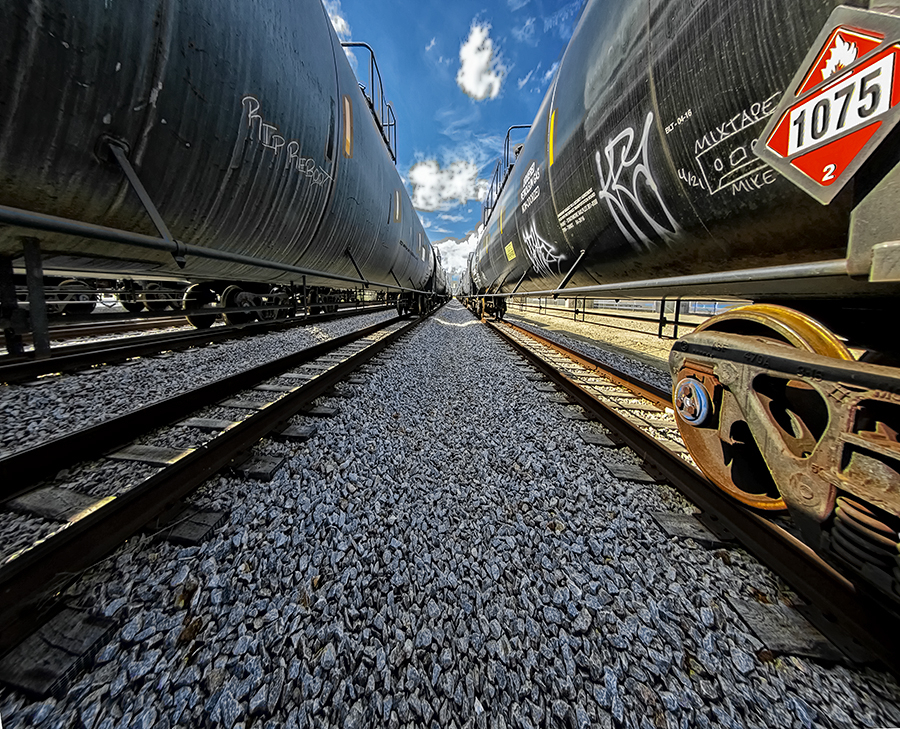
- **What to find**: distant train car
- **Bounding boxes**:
[0,0,442,326]
[471,0,900,603]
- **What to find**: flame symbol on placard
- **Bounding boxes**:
[823,34,858,80]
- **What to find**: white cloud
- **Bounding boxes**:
[456,22,506,101]
[324,0,351,40]
[426,37,436,51]
[433,225,484,272]
[408,159,490,212]
[517,68,535,89]
[439,213,467,222]
[543,61,559,84]
[512,17,537,45]
[507,0,530,10]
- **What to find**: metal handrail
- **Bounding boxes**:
[341,42,397,162]
[481,124,531,225]
[0,204,431,294]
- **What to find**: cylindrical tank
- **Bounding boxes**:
[431,250,449,297]
[0,0,432,290]
[472,0,900,311]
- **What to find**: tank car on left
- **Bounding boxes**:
[0,0,444,345]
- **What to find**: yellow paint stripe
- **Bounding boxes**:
[549,109,556,167]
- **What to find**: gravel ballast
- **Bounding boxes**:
[1,301,898,729]
[0,310,396,457]
[504,314,673,394]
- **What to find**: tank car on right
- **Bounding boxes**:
[470,0,900,604]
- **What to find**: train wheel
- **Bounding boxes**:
[48,279,97,316]
[140,282,170,311]
[221,285,257,326]
[183,284,218,329]
[259,286,291,320]
[117,283,145,313]
[673,304,852,511]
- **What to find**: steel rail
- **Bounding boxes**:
[0,310,399,498]
[0,309,435,656]
[20,300,389,345]
[487,319,900,677]
[0,305,393,382]
[502,320,671,409]
[21,315,187,344]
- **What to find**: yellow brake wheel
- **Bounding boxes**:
[675,304,852,511]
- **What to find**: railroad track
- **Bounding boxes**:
[488,318,900,677]
[0,303,392,383]
[21,314,188,345]
[0,307,436,655]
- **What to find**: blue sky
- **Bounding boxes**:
[324,0,586,273]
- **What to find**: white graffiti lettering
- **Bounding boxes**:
[693,92,780,156]
[677,167,706,191]
[595,111,681,251]
[522,221,565,278]
[730,168,778,195]
[242,96,329,187]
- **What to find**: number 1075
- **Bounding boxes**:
[788,51,894,156]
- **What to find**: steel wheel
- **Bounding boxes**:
[674,304,852,511]
[221,285,256,326]
[48,279,97,316]
[140,282,172,311]
[117,282,145,313]
[183,284,218,329]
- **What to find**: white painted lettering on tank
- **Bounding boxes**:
[677,168,705,191]
[243,96,263,129]
[594,111,681,251]
[692,92,782,196]
[241,95,329,187]
[730,168,778,195]
[522,221,565,277]
[694,92,780,155]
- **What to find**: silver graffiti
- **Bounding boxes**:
[522,220,565,277]
[595,111,681,251]
[242,95,329,187]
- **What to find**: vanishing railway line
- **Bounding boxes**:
[0,308,437,658]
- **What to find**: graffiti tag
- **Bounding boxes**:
[594,111,681,251]
[242,96,329,187]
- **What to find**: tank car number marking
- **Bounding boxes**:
[520,162,542,213]
[557,189,598,233]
